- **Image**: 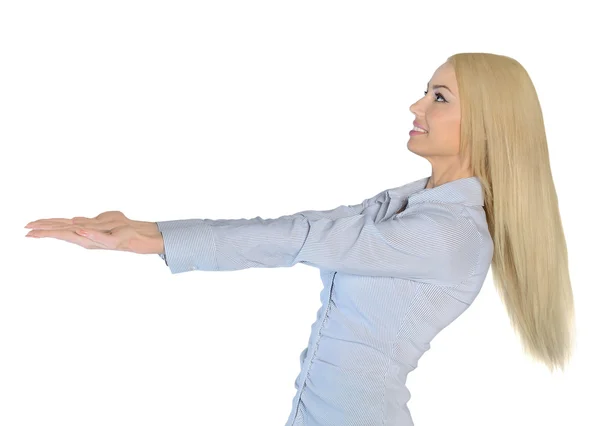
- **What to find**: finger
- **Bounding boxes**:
[26,228,110,250]
[25,218,74,228]
[25,215,106,229]
[25,222,82,231]
[25,218,115,231]
[26,211,129,229]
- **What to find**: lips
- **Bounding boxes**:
[413,120,428,131]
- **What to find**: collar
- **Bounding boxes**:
[388,176,484,208]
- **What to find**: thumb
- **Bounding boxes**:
[76,226,133,252]
[76,228,91,238]
[75,228,110,249]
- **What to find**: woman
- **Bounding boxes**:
[24,52,575,426]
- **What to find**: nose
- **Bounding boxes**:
[409,102,424,117]
[409,97,424,115]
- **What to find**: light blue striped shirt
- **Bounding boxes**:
[155,175,493,425]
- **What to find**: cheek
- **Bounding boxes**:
[428,136,459,154]
[430,112,459,132]
[431,115,460,147]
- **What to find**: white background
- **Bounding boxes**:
[2,1,598,425]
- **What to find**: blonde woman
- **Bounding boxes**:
[24,52,575,426]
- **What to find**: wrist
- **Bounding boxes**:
[134,220,160,237]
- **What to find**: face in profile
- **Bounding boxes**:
[408,61,462,168]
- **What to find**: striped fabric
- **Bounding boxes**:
[155,175,494,425]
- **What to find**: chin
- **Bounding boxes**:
[406,141,427,156]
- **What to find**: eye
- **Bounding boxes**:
[423,90,446,103]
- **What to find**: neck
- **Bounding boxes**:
[426,171,473,189]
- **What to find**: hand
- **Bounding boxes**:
[24,210,164,255]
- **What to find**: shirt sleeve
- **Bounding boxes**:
[157,206,481,286]
[158,237,168,266]
[154,189,388,266]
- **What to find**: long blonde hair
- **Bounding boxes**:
[446,52,576,372]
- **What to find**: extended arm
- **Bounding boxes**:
[155,189,388,266]
[156,203,480,286]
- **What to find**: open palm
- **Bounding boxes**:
[24,210,164,255]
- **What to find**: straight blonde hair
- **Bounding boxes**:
[446,52,576,372]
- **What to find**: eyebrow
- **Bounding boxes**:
[427,81,453,95]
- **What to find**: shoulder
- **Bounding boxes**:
[396,204,482,262]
